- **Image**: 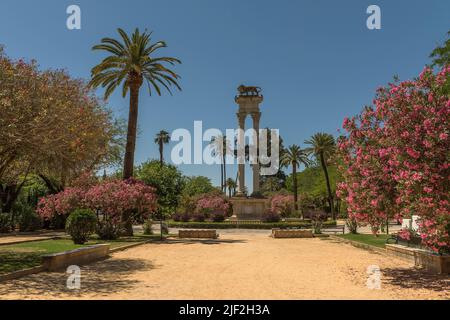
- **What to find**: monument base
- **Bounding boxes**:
[229,197,270,220]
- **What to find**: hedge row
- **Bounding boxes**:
[167,220,337,230]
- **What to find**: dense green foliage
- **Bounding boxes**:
[182,176,215,197]
[65,209,97,244]
[286,165,337,198]
[136,160,184,216]
[430,30,450,68]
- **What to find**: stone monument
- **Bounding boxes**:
[229,85,270,220]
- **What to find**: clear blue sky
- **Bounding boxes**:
[1,0,449,188]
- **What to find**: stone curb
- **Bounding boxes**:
[0,236,62,247]
[0,239,156,282]
[0,265,46,282]
[109,240,154,253]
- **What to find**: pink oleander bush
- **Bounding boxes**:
[338,66,450,254]
[195,194,232,222]
[270,194,295,218]
[37,177,158,239]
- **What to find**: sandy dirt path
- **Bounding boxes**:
[0,231,448,300]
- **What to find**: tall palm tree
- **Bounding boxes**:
[305,133,336,219]
[89,28,181,180]
[226,178,237,198]
[210,135,231,193]
[281,145,311,212]
[154,130,170,167]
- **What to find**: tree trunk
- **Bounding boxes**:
[223,154,227,193]
[320,152,335,220]
[159,141,164,168]
[0,184,23,214]
[122,77,141,236]
[123,82,140,180]
[220,162,224,193]
[38,174,62,195]
[293,164,298,212]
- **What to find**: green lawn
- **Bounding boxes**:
[337,234,391,248]
[0,234,161,275]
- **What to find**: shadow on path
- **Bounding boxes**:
[382,267,450,293]
[0,258,152,298]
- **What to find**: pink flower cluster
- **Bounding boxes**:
[37,178,158,223]
[338,66,450,253]
[195,195,230,215]
[270,195,295,217]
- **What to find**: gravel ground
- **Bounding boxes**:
[0,231,448,300]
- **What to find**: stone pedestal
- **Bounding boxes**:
[229,197,270,220]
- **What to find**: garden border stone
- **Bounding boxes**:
[0,236,62,246]
[272,229,314,239]
[386,244,450,274]
[42,244,110,271]
[0,265,46,282]
[179,229,218,239]
[0,238,159,282]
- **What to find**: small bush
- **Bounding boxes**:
[96,221,121,240]
[311,211,328,234]
[143,219,153,235]
[181,213,191,222]
[173,212,191,222]
[172,213,182,222]
[0,213,12,233]
[16,204,42,232]
[49,213,68,230]
[192,213,206,222]
[161,221,169,235]
[346,218,358,234]
[211,212,226,223]
[66,209,97,244]
[262,211,281,223]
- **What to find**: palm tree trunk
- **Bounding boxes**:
[159,141,164,168]
[220,163,224,193]
[122,82,140,236]
[123,84,140,180]
[293,164,298,212]
[223,154,227,193]
[320,152,335,220]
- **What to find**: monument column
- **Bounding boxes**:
[251,112,261,194]
[236,112,246,196]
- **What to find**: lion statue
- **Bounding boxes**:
[237,85,262,96]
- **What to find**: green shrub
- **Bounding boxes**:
[211,212,226,222]
[16,203,42,232]
[96,221,121,240]
[161,221,169,235]
[311,211,328,234]
[0,213,12,233]
[262,211,281,223]
[143,219,153,235]
[66,209,97,244]
[346,218,358,234]
[49,213,68,230]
